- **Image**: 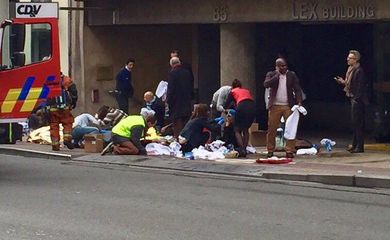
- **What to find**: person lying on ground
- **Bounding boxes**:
[72,113,105,147]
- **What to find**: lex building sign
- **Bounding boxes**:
[15,2,58,19]
[292,0,375,21]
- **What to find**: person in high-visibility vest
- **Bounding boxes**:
[103,115,156,155]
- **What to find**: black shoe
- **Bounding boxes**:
[350,149,364,153]
[267,152,274,158]
[286,152,294,158]
[238,149,247,158]
[64,141,74,150]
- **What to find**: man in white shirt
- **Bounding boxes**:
[264,58,303,158]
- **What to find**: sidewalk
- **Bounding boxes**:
[1,141,390,189]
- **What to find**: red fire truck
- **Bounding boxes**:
[0,2,61,143]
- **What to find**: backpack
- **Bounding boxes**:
[67,83,78,109]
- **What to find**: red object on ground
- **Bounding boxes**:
[255,158,293,164]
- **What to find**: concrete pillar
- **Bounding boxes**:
[220,23,256,91]
[70,0,86,115]
[0,0,9,20]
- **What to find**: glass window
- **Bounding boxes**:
[0,23,52,70]
[0,25,11,70]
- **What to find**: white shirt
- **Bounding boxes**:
[74,113,102,128]
[211,86,231,112]
[274,73,288,105]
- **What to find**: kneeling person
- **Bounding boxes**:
[111,115,156,155]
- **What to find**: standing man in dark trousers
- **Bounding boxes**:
[170,49,195,101]
[336,50,368,153]
[115,58,135,114]
[167,57,193,138]
[264,58,303,158]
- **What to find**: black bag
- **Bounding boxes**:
[0,123,23,144]
[67,83,78,109]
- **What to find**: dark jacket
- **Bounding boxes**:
[349,66,368,103]
[180,117,213,149]
[116,67,134,98]
[145,97,165,128]
[167,65,193,119]
[264,70,303,108]
[181,62,194,88]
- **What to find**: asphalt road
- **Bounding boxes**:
[1,155,390,240]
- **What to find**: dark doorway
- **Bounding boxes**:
[301,24,374,103]
[256,23,374,131]
[197,24,220,104]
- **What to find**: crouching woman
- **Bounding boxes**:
[179,104,216,152]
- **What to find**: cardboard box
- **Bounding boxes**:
[249,123,259,133]
[84,134,104,153]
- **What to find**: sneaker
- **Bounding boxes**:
[101,142,113,156]
[64,141,75,150]
[266,152,274,158]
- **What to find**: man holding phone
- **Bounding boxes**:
[264,58,303,158]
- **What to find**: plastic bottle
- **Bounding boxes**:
[275,127,285,150]
[184,152,194,160]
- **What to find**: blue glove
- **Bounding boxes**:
[214,116,225,125]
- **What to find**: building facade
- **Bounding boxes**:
[72,1,390,132]
[0,0,8,20]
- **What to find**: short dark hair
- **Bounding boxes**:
[97,105,110,120]
[231,79,242,88]
[126,58,135,65]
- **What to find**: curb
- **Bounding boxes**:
[355,175,390,189]
[2,147,390,189]
[262,172,354,187]
[0,147,72,161]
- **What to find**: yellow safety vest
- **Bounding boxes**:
[112,115,145,138]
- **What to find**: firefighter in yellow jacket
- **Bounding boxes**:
[47,73,78,151]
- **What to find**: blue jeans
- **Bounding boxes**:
[72,126,99,145]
